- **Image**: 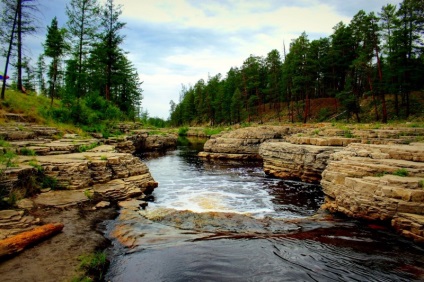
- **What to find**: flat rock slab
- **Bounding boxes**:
[34,190,89,207]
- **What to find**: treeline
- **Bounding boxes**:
[170,0,424,126]
[0,0,142,132]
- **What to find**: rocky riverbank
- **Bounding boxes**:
[199,123,424,243]
[0,122,177,281]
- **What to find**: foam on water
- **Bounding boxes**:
[142,149,317,219]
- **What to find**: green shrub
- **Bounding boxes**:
[393,168,409,177]
[375,171,388,177]
[418,180,424,188]
[77,252,109,282]
[0,138,10,148]
[0,149,18,169]
[41,175,60,190]
[344,130,354,138]
[178,126,189,136]
[20,147,36,156]
[78,142,99,153]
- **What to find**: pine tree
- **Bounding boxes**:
[0,0,39,93]
[66,0,100,99]
[44,17,67,106]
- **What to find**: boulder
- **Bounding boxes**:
[259,142,341,183]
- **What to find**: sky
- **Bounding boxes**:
[3,0,403,119]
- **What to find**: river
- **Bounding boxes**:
[106,138,424,282]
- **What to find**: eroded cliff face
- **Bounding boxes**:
[199,126,304,160]
[259,142,341,183]
[321,143,424,243]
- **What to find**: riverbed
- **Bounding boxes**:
[106,138,424,281]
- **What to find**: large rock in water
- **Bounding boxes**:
[321,143,424,243]
[259,142,341,183]
[199,126,303,160]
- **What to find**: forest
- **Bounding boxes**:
[169,0,424,126]
[0,0,142,133]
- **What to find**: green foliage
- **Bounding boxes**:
[20,147,36,156]
[203,127,223,136]
[100,156,107,161]
[84,189,94,200]
[393,168,409,177]
[375,171,389,177]
[178,127,189,136]
[78,142,99,153]
[168,0,424,125]
[0,149,18,169]
[28,159,43,171]
[317,108,331,122]
[76,252,109,282]
[0,139,10,148]
[418,180,424,188]
[343,130,354,138]
[41,175,60,190]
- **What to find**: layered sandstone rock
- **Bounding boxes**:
[21,152,157,192]
[0,124,60,141]
[259,142,341,183]
[321,143,424,242]
[199,126,304,160]
[112,132,177,153]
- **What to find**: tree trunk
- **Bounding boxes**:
[368,74,380,121]
[0,223,64,258]
[1,0,19,100]
[17,0,23,93]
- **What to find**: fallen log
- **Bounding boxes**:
[0,223,64,258]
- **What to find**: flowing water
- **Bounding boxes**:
[106,138,424,282]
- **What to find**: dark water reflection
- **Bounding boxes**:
[108,137,424,281]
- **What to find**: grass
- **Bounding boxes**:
[419,180,424,188]
[78,142,99,153]
[0,138,11,148]
[375,171,389,177]
[28,159,43,171]
[393,168,409,177]
[1,90,53,123]
[84,189,94,200]
[72,252,109,282]
[343,129,354,138]
[0,149,18,169]
[147,130,167,136]
[203,127,224,136]
[19,147,36,156]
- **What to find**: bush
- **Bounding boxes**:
[20,147,36,156]
[393,168,409,177]
[178,126,189,136]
